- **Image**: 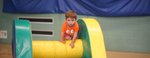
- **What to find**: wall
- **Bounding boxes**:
[0,0,66,42]
[98,16,150,53]
[0,0,150,53]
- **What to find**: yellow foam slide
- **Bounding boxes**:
[82,18,107,58]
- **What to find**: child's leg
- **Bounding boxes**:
[64,34,72,40]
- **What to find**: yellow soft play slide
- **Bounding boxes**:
[81,18,106,58]
[13,18,106,58]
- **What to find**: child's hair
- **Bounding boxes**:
[65,10,77,20]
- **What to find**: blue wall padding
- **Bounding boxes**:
[3,0,150,16]
[12,20,32,58]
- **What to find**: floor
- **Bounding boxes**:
[0,44,12,58]
[107,51,150,58]
[0,44,150,58]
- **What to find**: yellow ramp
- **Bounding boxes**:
[82,18,107,58]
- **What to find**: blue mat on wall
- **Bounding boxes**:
[3,0,150,16]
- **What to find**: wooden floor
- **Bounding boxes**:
[0,44,150,58]
[107,51,150,58]
[0,44,12,58]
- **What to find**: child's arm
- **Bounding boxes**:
[60,32,66,44]
[70,32,78,48]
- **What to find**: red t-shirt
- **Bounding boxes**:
[62,21,79,36]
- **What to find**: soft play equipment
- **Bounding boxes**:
[12,18,106,58]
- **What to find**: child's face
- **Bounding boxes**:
[66,18,76,27]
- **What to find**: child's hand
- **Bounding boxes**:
[69,42,74,48]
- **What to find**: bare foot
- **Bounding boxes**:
[69,43,74,48]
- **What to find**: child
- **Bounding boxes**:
[60,10,79,48]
